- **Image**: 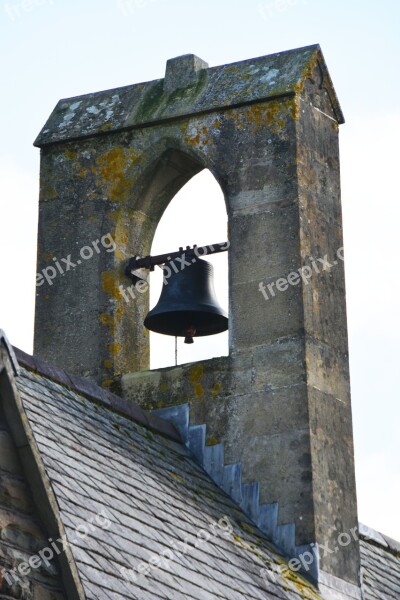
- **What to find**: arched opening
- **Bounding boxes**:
[149,169,228,369]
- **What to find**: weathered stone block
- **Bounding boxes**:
[308,385,358,577]
[231,278,304,349]
[164,54,209,93]
[250,337,306,391]
[229,204,301,284]
[305,337,350,404]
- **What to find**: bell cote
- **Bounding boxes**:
[33,47,360,594]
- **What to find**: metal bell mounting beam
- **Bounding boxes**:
[125,241,230,284]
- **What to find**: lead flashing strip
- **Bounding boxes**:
[152,403,319,582]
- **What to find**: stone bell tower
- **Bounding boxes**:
[34,46,360,598]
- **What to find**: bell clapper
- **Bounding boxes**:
[184,326,196,344]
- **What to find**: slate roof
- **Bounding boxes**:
[0,339,399,599]
[359,524,400,599]
[9,350,322,600]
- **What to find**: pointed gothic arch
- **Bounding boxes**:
[148,168,229,368]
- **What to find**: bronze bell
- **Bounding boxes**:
[144,257,228,343]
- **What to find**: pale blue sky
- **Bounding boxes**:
[0,0,399,539]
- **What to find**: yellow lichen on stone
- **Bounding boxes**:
[108,342,122,356]
[96,147,126,200]
[101,379,113,388]
[229,101,289,135]
[99,312,112,326]
[65,149,78,161]
[250,103,270,129]
[115,304,124,320]
[194,383,204,398]
[109,209,121,222]
[183,123,210,150]
[101,271,120,299]
[170,472,184,484]
[265,102,281,127]
[185,130,201,146]
[189,364,203,385]
[117,231,129,246]
[95,147,142,202]
[289,97,300,121]
[98,122,113,132]
[211,382,222,398]
[103,359,113,369]
[207,435,219,446]
[78,166,88,179]
[230,531,320,599]
[41,185,58,200]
